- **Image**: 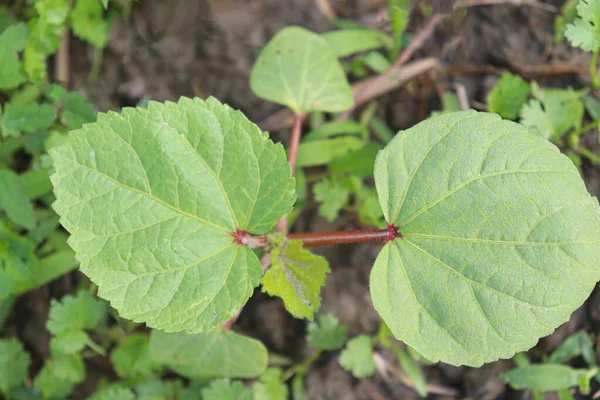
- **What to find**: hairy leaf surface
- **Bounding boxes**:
[250,26,353,114]
[149,329,268,379]
[50,97,295,332]
[372,111,600,366]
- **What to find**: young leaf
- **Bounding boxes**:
[50,97,295,332]
[47,291,107,335]
[548,330,595,364]
[0,338,30,395]
[202,379,252,400]
[0,103,56,138]
[70,0,111,48]
[33,365,74,399]
[388,0,410,58]
[0,23,29,90]
[372,111,600,367]
[101,0,109,9]
[487,73,530,119]
[307,313,348,351]
[339,335,375,378]
[296,136,364,167]
[253,368,288,400]
[0,168,36,229]
[60,92,96,129]
[89,387,135,400]
[261,234,330,319]
[250,26,353,114]
[110,334,156,379]
[565,0,600,52]
[501,364,595,392]
[321,29,391,57]
[313,178,350,222]
[303,120,365,142]
[51,354,85,383]
[149,328,268,379]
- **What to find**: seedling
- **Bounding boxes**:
[49,24,600,371]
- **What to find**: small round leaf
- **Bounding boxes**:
[372,111,600,366]
[250,26,353,114]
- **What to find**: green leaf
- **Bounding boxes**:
[50,329,89,355]
[307,313,348,351]
[0,168,36,229]
[136,379,187,400]
[0,102,56,138]
[20,168,53,199]
[33,365,73,400]
[253,368,288,400]
[303,120,365,141]
[70,0,111,48]
[15,250,77,294]
[149,328,268,379]
[202,379,252,400]
[262,234,330,319]
[372,111,600,367]
[329,141,379,178]
[60,92,96,129]
[0,23,29,90]
[554,0,579,44]
[50,97,295,332]
[487,73,530,120]
[0,338,30,394]
[101,0,109,9]
[501,365,595,392]
[47,291,107,335]
[250,26,353,114]
[110,334,156,379]
[321,29,391,57]
[520,92,584,140]
[89,387,135,400]
[388,0,410,58]
[51,354,85,383]
[296,136,364,167]
[361,51,391,73]
[548,330,595,364]
[583,95,600,120]
[339,335,375,378]
[313,178,350,222]
[565,0,600,52]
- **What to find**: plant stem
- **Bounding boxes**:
[288,225,401,247]
[276,113,304,233]
[591,50,600,89]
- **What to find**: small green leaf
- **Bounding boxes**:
[583,95,600,120]
[149,328,268,379]
[33,365,74,399]
[250,26,353,114]
[253,368,288,400]
[89,387,135,400]
[51,97,295,332]
[388,0,410,58]
[0,338,30,394]
[70,0,111,48]
[0,168,36,229]
[20,168,53,199]
[50,329,89,355]
[501,364,595,392]
[554,0,579,44]
[0,23,29,90]
[487,73,530,119]
[296,136,364,167]
[101,0,109,9]
[565,0,600,52]
[303,120,365,142]
[313,178,350,222]
[321,29,391,57]
[361,51,391,73]
[51,354,85,383]
[202,379,252,400]
[262,234,330,319]
[520,91,584,139]
[307,313,348,351]
[548,330,595,364]
[47,291,107,335]
[110,334,156,379]
[329,141,379,178]
[60,92,96,129]
[0,102,56,138]
[372,111,600,367]
[339,335,375,378]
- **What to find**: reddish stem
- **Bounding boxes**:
[287,113,304,177]
[288,224,402,247]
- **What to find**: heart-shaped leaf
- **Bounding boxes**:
[50,97,295,332]
[250,26,353,114]
[372,111,600,366]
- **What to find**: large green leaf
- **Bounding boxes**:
[372,111,600,366]
[149,328,268,379]
[50,97,295,332]
[250,26,353,114]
